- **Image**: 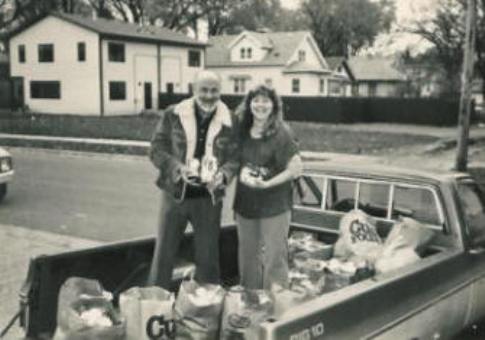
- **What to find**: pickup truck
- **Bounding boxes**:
[15,160,485,340]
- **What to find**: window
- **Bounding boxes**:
[298,50,305,62]
[18,45,25,63]
[30,81,61,99]
[357,182,391,218]
[292,78,300,93]
[318,176,443,227]
[456,180,485,243]
[368,83,377,96]
[240,48,246,59]
[188,50,201,67]
[294,176,324,209]
[352,84,359,96]
[392,186,441,225]
[166,83,174,94]
[320,78,325,94]
[329,80,342,95]
[247,48,252,59]
[38,44,54,62]
[78,42,86,62]
[188,83,193,94]
[325,179,357,213]
[108,42,125,62]
[234,78,246,93]
[109,81,126,100]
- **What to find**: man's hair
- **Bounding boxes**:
[194,70,221,85]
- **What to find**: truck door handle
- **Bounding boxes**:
[469,246,485,255]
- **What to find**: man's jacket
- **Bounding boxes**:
[150,97,240,202]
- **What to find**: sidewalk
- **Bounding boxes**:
[0,224,102,339]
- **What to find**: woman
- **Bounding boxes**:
[233,84,303,290]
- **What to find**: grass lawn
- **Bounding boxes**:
[0,114,439,154]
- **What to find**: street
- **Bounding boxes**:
[0,148,235,242]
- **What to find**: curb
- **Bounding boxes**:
[422,135,485,154]
[0,133,150,156]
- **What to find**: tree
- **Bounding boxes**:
[407,0,485,99]
[301,0,395,57]
[406,0,467,96]
[0,0,91,46]
[206,0,290,35]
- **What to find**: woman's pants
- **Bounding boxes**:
[147,190,222,289]
[236,211,291,290]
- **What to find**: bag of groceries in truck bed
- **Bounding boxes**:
[119,286,175,340]
[375,217,435,274]
[288,231,333,263]
[220,286,274,339]
[334,210,383,262]
[53,277,125,340]
[173,278,226,340]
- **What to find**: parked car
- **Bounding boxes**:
[0,147,13,202]
[15,160,485,339]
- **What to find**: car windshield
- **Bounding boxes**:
[456,180,485,243]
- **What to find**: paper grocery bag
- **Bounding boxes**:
[119,286,175,340]
[174,279,226,340]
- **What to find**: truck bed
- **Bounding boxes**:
[18,222,450,339]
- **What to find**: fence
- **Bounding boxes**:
[159,93,467,126]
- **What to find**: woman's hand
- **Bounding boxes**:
[245,177,270,189]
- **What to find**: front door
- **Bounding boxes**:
[144,82,152,110]
[11,77,24,108]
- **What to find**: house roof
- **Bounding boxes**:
[326,56,346,70]
[283,60,329,74]
[206,31,313,67]
[348,57,405,82]
[8,12,206,48]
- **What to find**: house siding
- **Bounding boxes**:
[210,66,328,96]
[102,39,158,115]
[9,16,100,115]
[288,36,323,67]
[160,45,204,95]
[356,81,402,97]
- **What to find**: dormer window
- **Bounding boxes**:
[239,47,252,60]
[298,50,305,62]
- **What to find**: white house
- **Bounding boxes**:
[348,57,406,97]
[8,12,206,115]
[206,31,347,96]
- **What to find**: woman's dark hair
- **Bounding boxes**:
[236,84,284,139]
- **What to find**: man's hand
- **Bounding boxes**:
[180,166,201,186]
[207,171,225,192]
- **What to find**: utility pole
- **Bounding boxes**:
[455,0,477,172]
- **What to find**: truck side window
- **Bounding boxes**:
[326,179,357,213]
[392,186,441,226]
[456,181,485,244]
[357,182,390,218]
[293,175,324,208]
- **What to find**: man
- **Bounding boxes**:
[147,71,239,289]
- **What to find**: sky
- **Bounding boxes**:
[280,0,441,56]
